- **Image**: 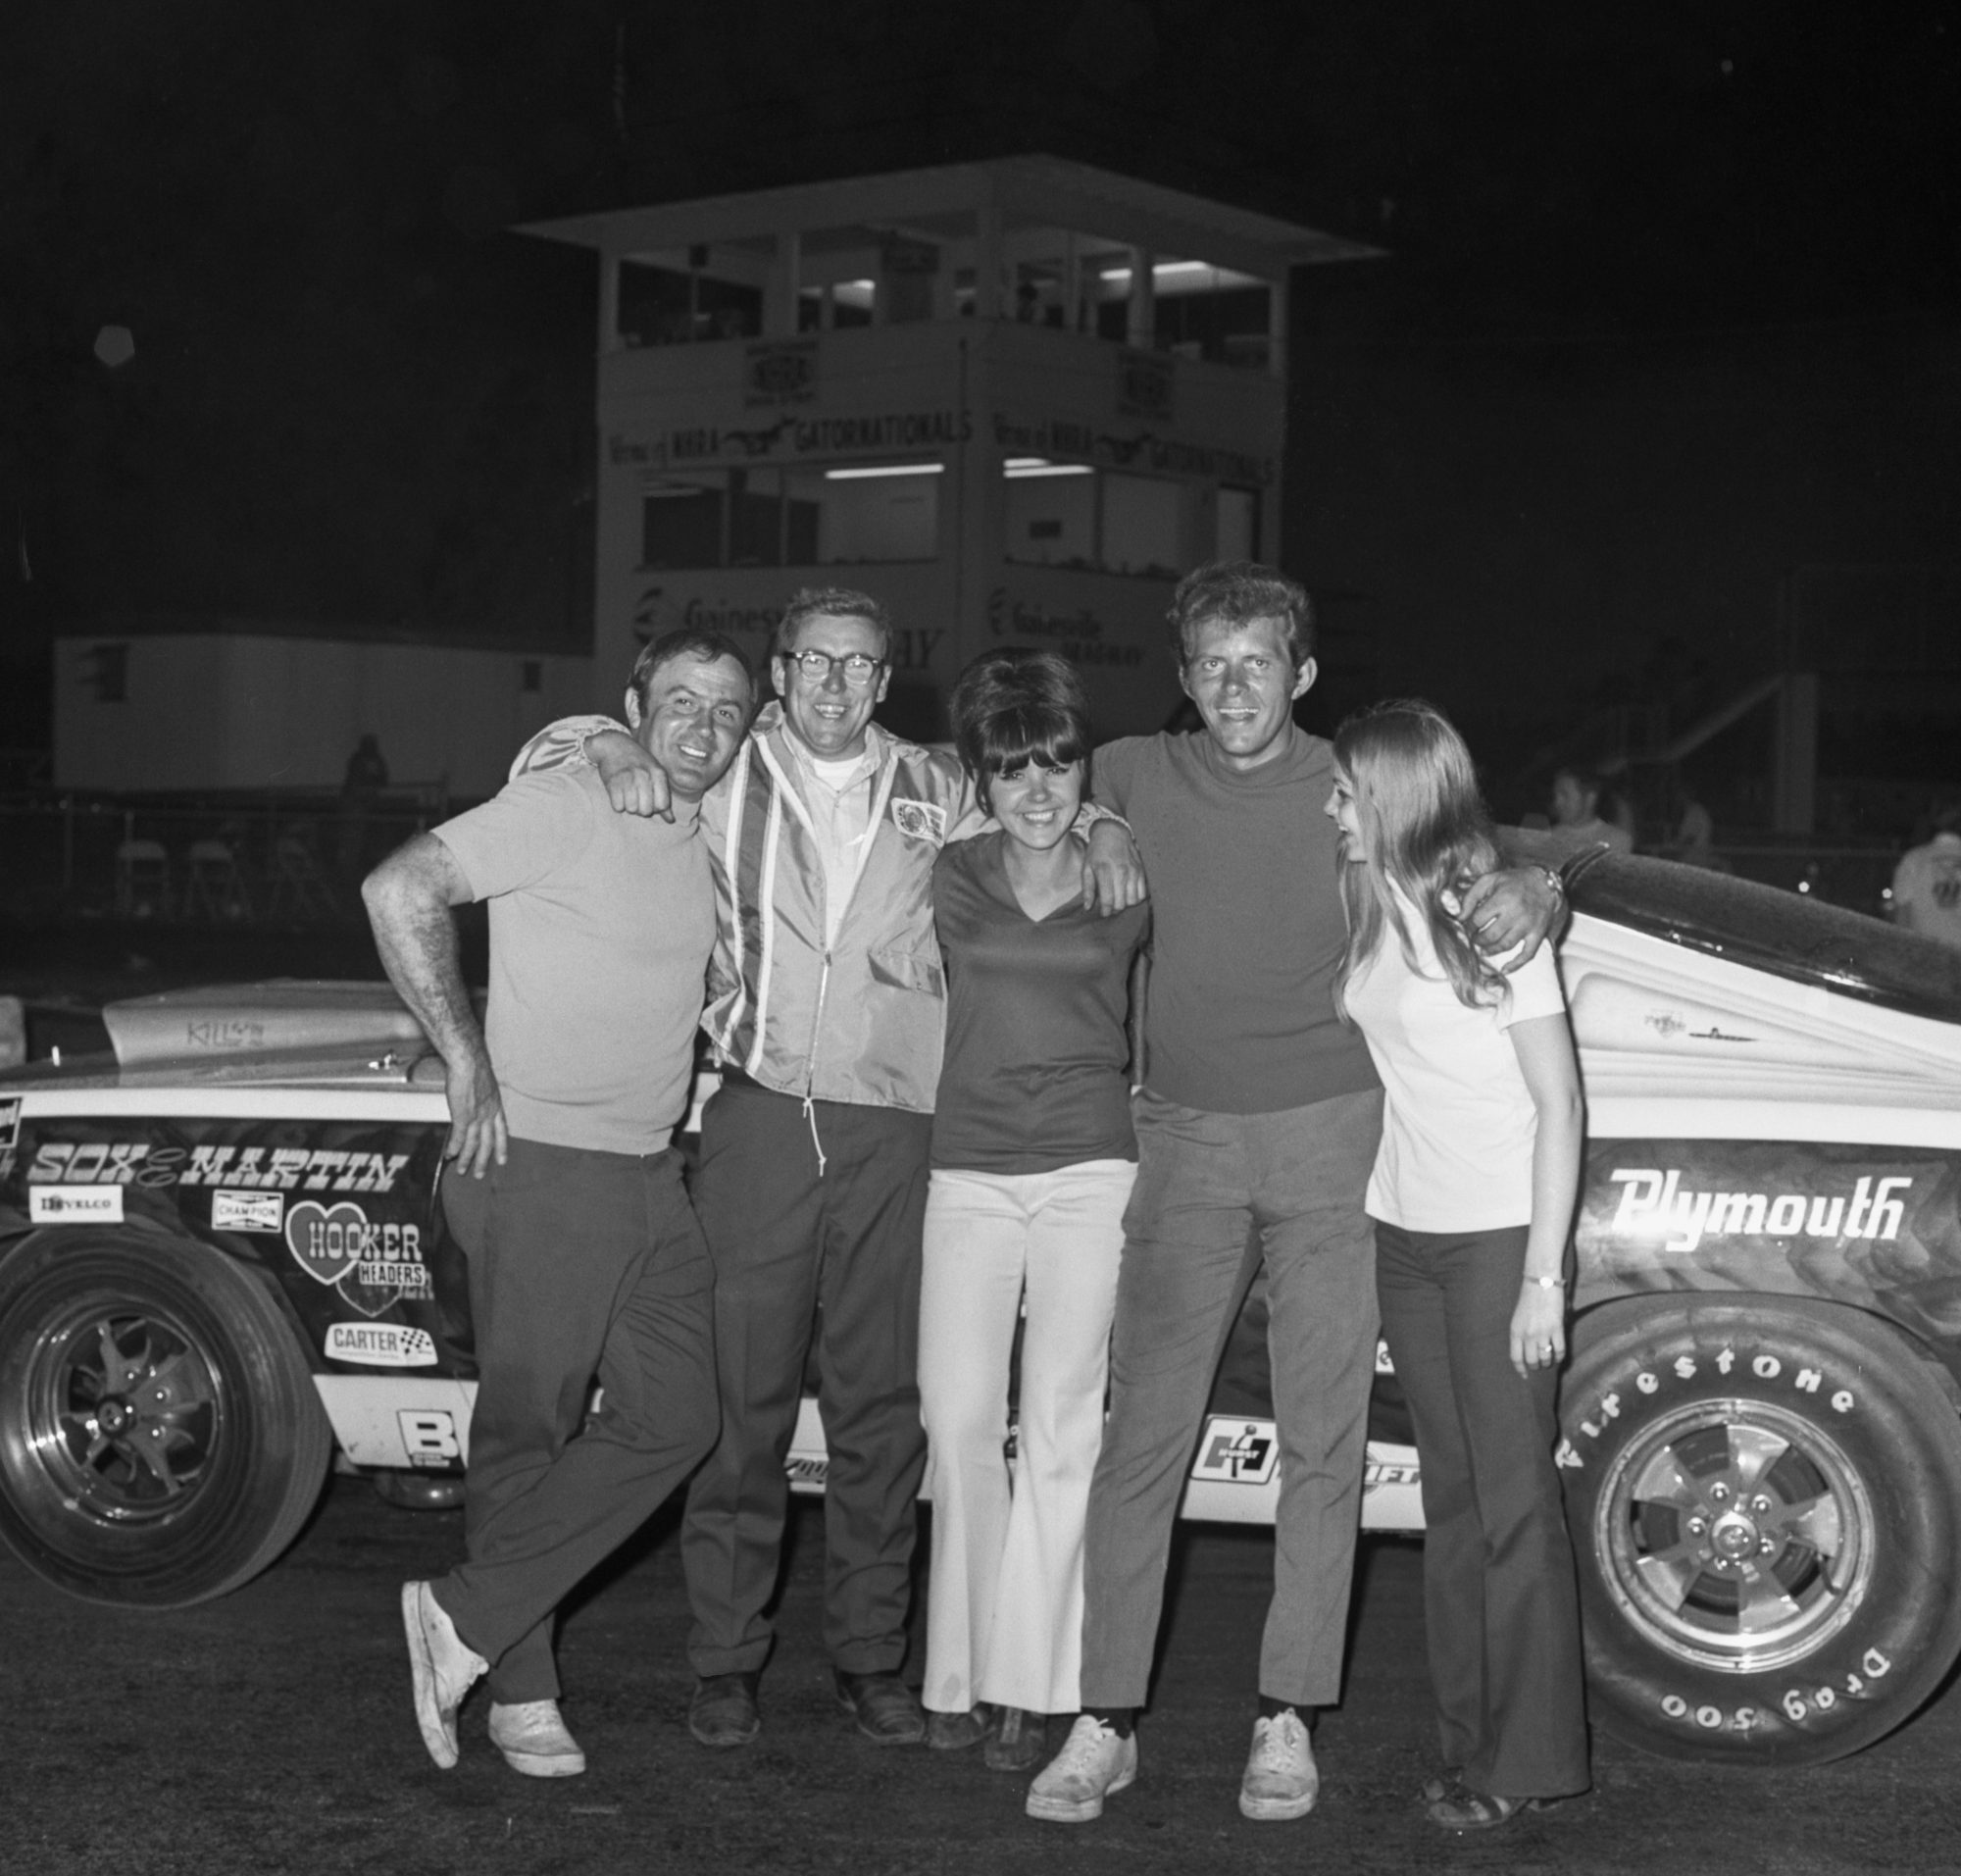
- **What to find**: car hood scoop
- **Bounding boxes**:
[102,981,427,1070]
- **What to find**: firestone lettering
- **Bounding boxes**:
[1606,1168,1910,1254]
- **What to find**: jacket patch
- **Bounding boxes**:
[889,798,946,844]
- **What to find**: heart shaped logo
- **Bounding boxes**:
[333,1264,404,1319]
[285,1200,371,1287]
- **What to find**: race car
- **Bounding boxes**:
[2,845,1958,1770]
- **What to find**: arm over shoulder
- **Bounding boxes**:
[1088,735,1146,818]
[510,714,629,783]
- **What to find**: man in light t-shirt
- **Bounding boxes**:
[1891,802,1961,951]
[362,627,754,1779]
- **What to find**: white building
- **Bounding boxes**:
[53,626,590,800]
[524,155,1378,739]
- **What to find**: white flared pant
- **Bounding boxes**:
[918,1158,1134,1716]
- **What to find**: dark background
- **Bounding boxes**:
[3,1,1956,813]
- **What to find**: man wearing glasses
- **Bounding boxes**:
[515,586,1142,1750]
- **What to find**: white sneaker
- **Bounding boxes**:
[401,1580,487,1770]
[1238,1709,1318,1820]
[1026,1714,1138,1823]
[489,1699,587,1778]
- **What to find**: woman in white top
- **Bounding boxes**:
[1325,699,1590,1831]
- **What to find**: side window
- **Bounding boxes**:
[640,464,941,569]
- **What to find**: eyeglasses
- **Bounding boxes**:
[784,649,885,686]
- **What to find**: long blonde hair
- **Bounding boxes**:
[1332,699,1507,1018]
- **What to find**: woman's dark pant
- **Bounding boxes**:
[1376,1219,1589,1799]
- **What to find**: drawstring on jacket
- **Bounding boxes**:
[801,1093,829,1177]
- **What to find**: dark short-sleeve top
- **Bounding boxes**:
[930,832,1150,1175]
[1090,727,1379,1115]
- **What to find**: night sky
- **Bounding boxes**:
[3,2,1955,797]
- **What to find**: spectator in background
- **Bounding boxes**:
[1607,785,1638,848]
[1890,801,1961,950]
[338,733,390,880]
[1544,766,1633,863]
[1670,801,1734,873]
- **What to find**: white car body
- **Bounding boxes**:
[5,848,1960,1766]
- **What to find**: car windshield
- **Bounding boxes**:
[1548,844,1961,1026]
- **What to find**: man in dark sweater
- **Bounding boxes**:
[1028,563,1564,1825]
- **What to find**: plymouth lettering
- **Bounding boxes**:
[1605,1169,1910,1254]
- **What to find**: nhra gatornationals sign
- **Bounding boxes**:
[1576,1139,1961,1346]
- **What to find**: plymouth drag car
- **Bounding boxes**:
[2,846,1959,1772]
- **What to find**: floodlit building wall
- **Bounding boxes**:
[538,158,1378,741]
[593,305,1288,740]
[53,634,595,798]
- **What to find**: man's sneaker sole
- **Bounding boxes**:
[494,1742,587,1778]
[1238,1786,1317,1821]
[1026,1761,1135,1823]
[402,1582,474,1769]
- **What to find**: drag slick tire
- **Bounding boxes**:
[1560,1296,1961,1765]
[0,1229,332,1607]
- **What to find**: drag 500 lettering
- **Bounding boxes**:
[4,850,1961,1775]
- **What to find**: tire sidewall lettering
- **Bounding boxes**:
[1572,1344,1856,1444]
[1562,1305,1961,1765]
[1565,1342,1859,1476]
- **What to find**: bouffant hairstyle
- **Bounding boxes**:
[950,647,1092,814]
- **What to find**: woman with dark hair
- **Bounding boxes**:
[1325,698,1589,1831]
[919,647,1150,1772]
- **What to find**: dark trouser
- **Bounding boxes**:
[435,1140,718,1704]
[1376,1220,1589,1798]
[681,1082,933,1679]
[1081,1087,1383,1710]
